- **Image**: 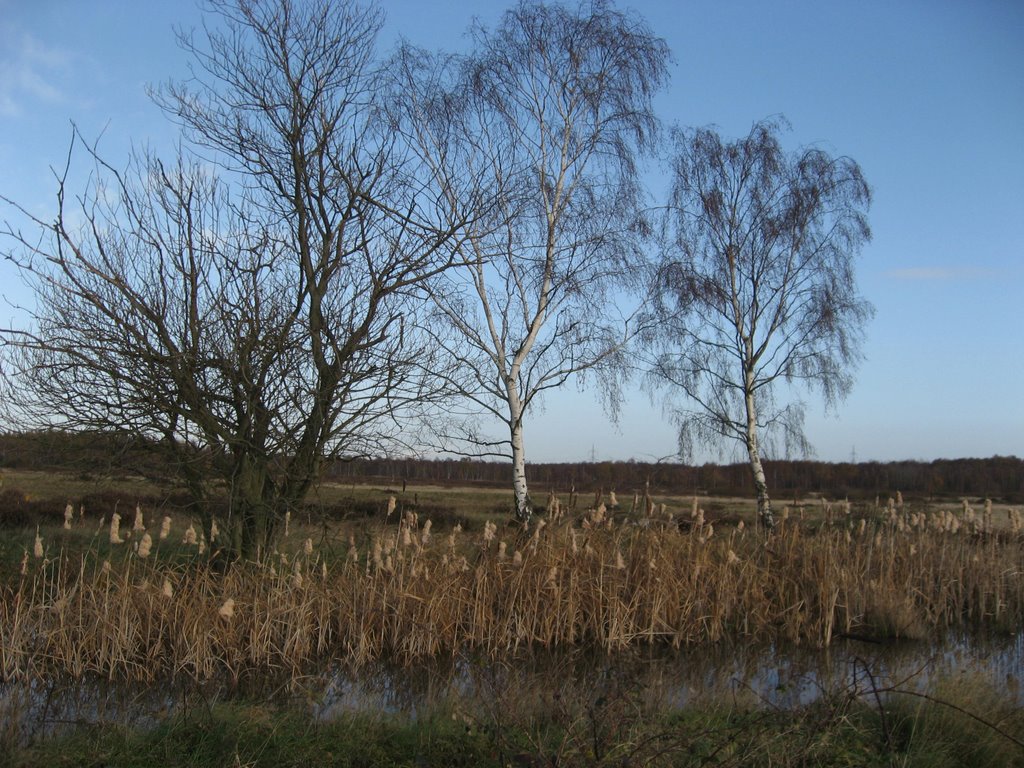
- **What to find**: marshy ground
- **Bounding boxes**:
[1,470,1022,765]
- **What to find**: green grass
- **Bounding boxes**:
[5,690,1022,768]
[0,469,165,505]
[5,702,496,768]
[0,467,742,575]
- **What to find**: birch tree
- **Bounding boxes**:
[0,0,467,558]
[646,119,873,529]
[397,0,669,520]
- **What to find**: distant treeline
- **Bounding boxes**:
[1,430,1020,502]
[328,456,1024,502]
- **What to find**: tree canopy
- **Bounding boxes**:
[646,118,874,527]
[1,0,468,557]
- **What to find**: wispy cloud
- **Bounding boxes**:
[0,30,72,117]
[883,266,999,281]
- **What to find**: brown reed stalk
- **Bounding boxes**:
[1,505,1021,684]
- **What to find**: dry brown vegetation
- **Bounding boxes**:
[2,492,1022,686]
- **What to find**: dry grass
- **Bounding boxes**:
[2,495,1022,685]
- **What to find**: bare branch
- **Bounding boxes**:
[644,118,873,528]
[395,0,670,519]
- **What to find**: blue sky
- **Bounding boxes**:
[1,0,1021,464]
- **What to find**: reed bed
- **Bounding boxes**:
[2,501,1022,684]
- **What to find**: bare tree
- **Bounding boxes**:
[646,119,873,529]
[396,0,670,520]
[0,0,467,558]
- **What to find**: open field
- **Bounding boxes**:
[4,466,1019,532]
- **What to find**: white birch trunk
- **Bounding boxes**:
[744,373,775,530]
[510,419,532,521]
[506,378,533,521]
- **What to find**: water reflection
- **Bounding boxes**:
[314,632,1024,717]
[3,632,1021,746]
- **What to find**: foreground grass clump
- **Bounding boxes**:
[2,499,1023,682]
[4,703,493,768]
[6,677,1023,768]
[878,673,1024,768]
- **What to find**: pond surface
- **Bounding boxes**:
[315,631,1024,717]
[3,632,1021,746]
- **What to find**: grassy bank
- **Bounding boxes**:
[5,675,1023,768]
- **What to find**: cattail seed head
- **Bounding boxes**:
[33,530,44,559]
[183,523,197,546]
[162,579,173,598]
[545,566,558,587]
[372,539,383,570]
[63,503,74,530]
[109,513,124,544]
[218,598,235,619]
[133,505,145,532]
[137,533,153,558]
[159,516,172,540]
